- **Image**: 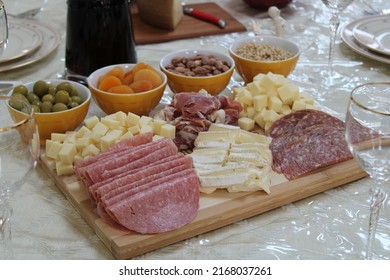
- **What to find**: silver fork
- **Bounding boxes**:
[8,7,42,19]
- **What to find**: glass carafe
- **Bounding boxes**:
[65,0,137,84]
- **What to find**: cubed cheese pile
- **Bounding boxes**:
[234,72,315,134]
[190,123,272,194]
[45,111,176,176]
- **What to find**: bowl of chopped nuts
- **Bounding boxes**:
[160,49,235,95]
[229,36,300,84]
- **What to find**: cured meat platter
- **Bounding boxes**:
[39,153,367,259]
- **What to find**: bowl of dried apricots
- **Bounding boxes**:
[87,62,167,115]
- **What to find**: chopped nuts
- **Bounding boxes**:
[235,42,293,61]
[165,54,231,77]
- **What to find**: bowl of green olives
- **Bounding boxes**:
[7,79,91,145]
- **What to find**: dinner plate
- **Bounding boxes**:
[0,19,61,72]
[0,21,43,64]
[352,16,390,56]
[341,15,390,65]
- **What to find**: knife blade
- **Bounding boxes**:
[183,6,226,29]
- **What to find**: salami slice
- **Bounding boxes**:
[269,110,353,180]
[107,170,200,234]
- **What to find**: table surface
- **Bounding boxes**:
[1,0,390,260]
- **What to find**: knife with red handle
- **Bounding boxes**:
[183,7,226,29]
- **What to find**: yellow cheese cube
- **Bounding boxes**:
[266,72,289,87]
[233,86,245,99]
[253,73,266,82]
[82,144,100,157]
[46,140,63,160]
[101,117,120,129]
[238,117,255,131]
[238,89,253,106]
[128,125,140,135]
[263,109,281,123]
[75,125,92,138]
[277,83,299,106]
[139,124,153,134]
[281,104,292,116]
[152,119,167,135]
[51,133,67,142]
[246,81,266,96]
[246,106,256,119]
[264,121,274,135]
[100,134,117,151]
[254,111,265,128]
[64,131,77,144]
[139,115,153,127]
[84,116,100,130]
[119,131,134,140]
[292,100,307,111]
[111,111,127,123]
[160,123,176,139]
[126,112,141,127]
[55,161,74,176]
[58,143,78,164]
[268,96,283,112]
[75,137,92,151]
[253,95,268,112]
[92,122,109,136]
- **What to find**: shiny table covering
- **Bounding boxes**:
[1,0,390,260]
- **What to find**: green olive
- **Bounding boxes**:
[54,90,70,104]
[27,92,40,104]
[33,80,49,98]
[57,82,78,96]
[32,105,41,113]
[40,101,53,113]
[67,101,79,109]
[11,93,29,102]
[12,85,28,97]
[47,86,57,96]
[9,97,25,111]
[42,94,55,103]
[31,100,42,108]
[52,102,68,112]
[70,95,83,105]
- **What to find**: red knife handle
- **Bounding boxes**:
[184,7,226,28]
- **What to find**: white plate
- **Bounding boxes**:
[0,21,43,64]
[0,19,61,72]
[341,15,390,65]
[352,16,390,56]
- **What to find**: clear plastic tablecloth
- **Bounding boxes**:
[1,0,390,260]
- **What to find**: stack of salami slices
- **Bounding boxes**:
[74,132,200,234]
[269,109,353,180]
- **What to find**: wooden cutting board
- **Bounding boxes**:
[131,2,247,45]
[39,154,367,259]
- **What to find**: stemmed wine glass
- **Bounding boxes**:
[0,0,8,56]
[345,82,390,259]
[320,0,354,85]
[0,96,40,259]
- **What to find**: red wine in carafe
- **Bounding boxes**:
[65,0,137,84]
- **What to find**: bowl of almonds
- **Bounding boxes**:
[160,49,235,95]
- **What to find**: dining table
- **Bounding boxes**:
[1,0,390,260]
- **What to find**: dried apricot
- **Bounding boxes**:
[129,80,153,93]
[133,69,163,88]
[98,75,122,91]
[107,85,134,94]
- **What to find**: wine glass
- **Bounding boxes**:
[320,0,354,86]
[0,95,40,259]
[345,82,390,259]
[0,0,8,56]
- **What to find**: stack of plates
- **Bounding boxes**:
[341,15,390,64]
[0,18,61,72]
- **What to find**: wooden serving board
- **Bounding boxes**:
[39,154,367,259]
[131,2,247,45]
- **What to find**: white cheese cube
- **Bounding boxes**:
[152,119,167,135]
[264,121,274,135]
[75,137,92,151]
[268,96,283,112]
[55,161,74,176]
[254,111,265,128]
[281,104,292,116]
[253,73,266,82]
[252,95,268,112]
[46,140,63,160]
[58,143,78,164]
[64,131,77,144]
[119,131,133,140]
[139,124,153,134]
[232,86,245,99]
[238,117,255,131]
[51,133,67,142]
[84,116,100,130]
[266,72,289,87]
[82,144,100,157]
[111,111,127,123]
[126,112,141,127]
[238,89,253,106]
[160,123,176,139]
